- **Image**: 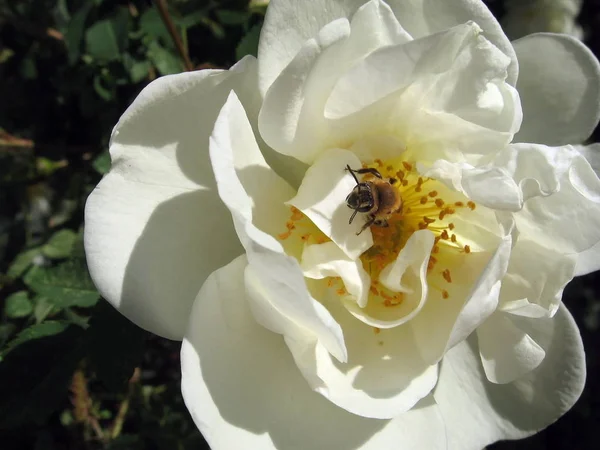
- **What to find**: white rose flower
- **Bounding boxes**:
[84,0,600,448]
[503,0,583,40]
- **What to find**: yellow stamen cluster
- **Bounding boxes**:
[276,157,476,308]
[277,206,328,245]
[359,157,475,305]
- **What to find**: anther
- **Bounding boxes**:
[451,234,457,243]
[464,245,471,254]
[467,201,476,210]
[442,269,452,283]
[420,196,428,204]
[448,223,455,230]
[428,190,438,197]
[435,198,445,208]
[278,231,292,240]
[442,290,449,299]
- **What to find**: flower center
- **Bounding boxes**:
[356,158,475,306]
[276,156,476,311]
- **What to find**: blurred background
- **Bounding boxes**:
[0,0,598,448]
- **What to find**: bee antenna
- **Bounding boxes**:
[345,165,360,184]
[348,208,358,224]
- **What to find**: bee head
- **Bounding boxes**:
[346,184,374,213]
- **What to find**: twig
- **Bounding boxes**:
[71,370,105,443]
[0,131,97,155]
[155,0,193,71]
[110,368,141,439]
[0,130,34,148]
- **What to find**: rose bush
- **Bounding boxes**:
[84,0,600,448]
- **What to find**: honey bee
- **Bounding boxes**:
[345,164,402,235]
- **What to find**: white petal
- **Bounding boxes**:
[258,18,351,164]
[259,0,411,164]
[500,238,576,319]
[575,142,600,173]
[84,57,257,340]
[422,159,522,211]
[288,148,373,259]
[410,219,513,364]
[431,142,584,213]
[477,311,545,384]
[181,255,446,449]
[210,92,347,362]
[434,305,585,450]
[301,242,370,308]
[324,23,520,161]
[290,296,439,419]
[514,144,600,256]
[513,33,600,145]
[343,230,433,330]
[573,141,600,274]
[574,240,600,276]
[258,0,517,95]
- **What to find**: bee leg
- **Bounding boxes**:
[356,215,376,235]
[373,218,389,228]
[353,167,383,179]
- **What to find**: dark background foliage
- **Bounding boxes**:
[0,0,598,448]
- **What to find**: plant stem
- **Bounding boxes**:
[155,0,193,71]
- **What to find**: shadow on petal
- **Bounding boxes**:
[480,306,585,431]
[184,256,392,448]
[120,190,242,339]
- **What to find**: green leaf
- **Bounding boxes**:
[92,150,112,174]
[140,7,172,46]
[33,296,55,324]
[24,259,100,309]
[93,74,114,101]
[0,323,16,348]
[85,7,130,61]
[4,291,33,318]
[1,321,70,357]
[87,301,146,390]
[236,23,262,60]
[177,11,209,29]
[42,229,77,259]
[128,60,152,83]
[147,40,183,75]
[64,2,93,64]
[6,247,42,279]
[0,325,85,428]
[200,17,226,39]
